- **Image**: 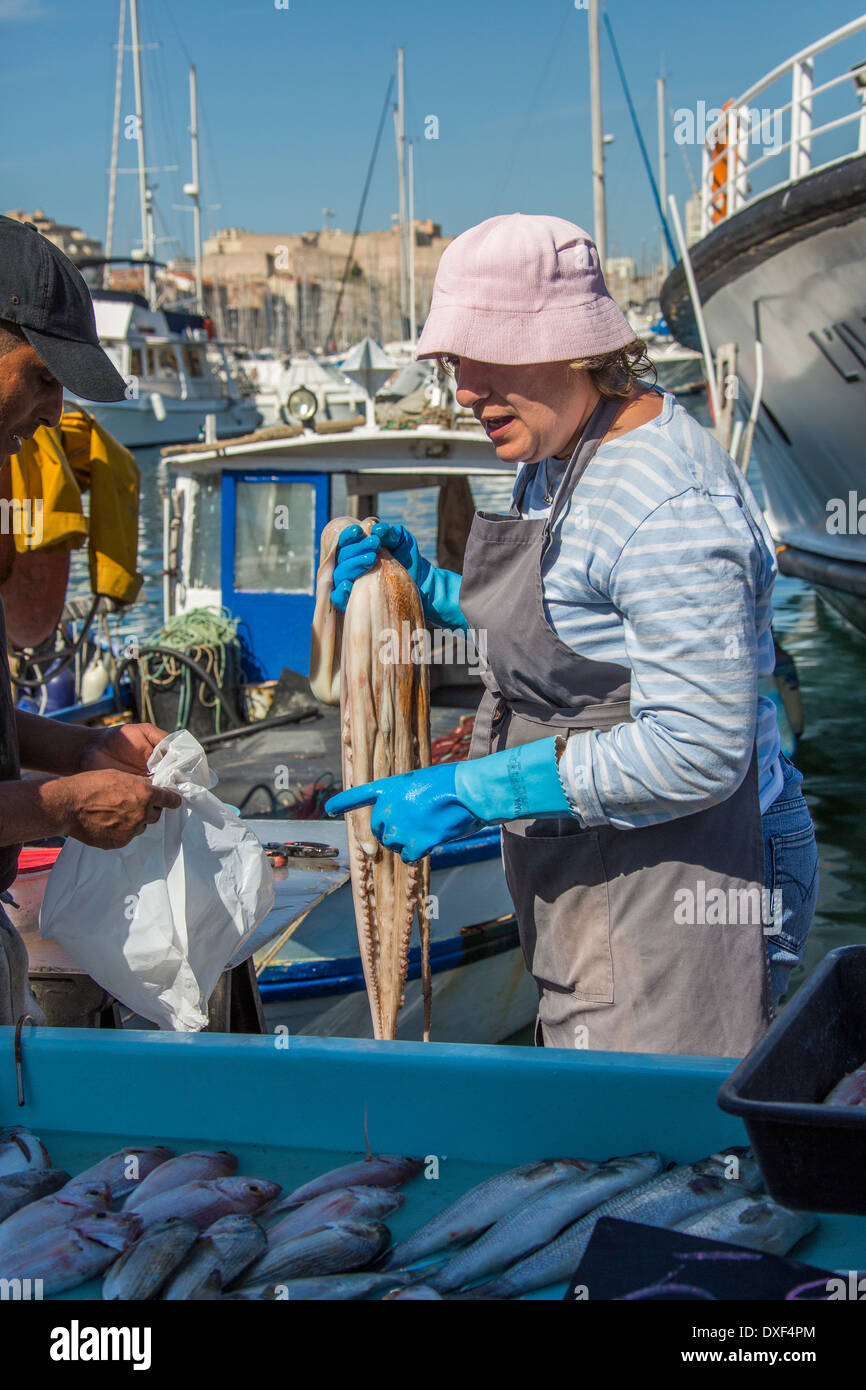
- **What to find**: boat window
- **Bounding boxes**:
[182,347,206,379]
[156,345,180,375]
[233,480,315,593]
[188,475,222,589]
[130,347,143,377]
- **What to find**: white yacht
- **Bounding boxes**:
[62,290,261,450]
[661,17,866,629]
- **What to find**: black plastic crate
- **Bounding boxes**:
[717,947,866,1214]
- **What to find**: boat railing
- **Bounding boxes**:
[700,15,866,235]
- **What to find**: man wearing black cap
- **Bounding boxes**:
[0,216,181,1025]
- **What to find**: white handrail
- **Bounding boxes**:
[700,17,866,232]
[716,15,866,117]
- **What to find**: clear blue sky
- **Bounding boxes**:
[2,0,861,266]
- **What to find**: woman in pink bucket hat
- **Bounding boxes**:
[327,213,817,1057]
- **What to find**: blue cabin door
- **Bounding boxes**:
[221,470,330,680]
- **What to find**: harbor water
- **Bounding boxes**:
[65,412,866,1011]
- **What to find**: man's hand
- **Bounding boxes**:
[80,723,171,777]
[47,769,182,849]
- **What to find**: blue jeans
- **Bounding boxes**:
[761,753,819,1011]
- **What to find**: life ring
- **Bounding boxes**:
[0,549,70,648]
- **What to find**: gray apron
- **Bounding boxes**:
[459,397,770,1056]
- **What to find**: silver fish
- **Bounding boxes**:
[225,1271,411,1300]
[125,1150,238,1209]
[238,1219,390,1285]
[429,1153,663,1293]
[465,1156,764,1300]
[0,1181,111,1256]
[266,1186,403,1246]
[384,1158,598,1270]
[690,1148,764,1192]
[1,1211,141,1295]
[0,1169,71,1224]
[675,1197,817,1255]
[383,1284,445,1299]
[0,1127,51,1175]
[132,1177,281,1232]
[162,1214,267,1299]
[279,1155,423,1208]
[103,1218,199,1301]
[66,1147,174,1201]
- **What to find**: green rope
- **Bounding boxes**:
[148,606,239,651]
[142,607,240,733]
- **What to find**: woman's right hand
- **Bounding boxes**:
[330,522,424,612]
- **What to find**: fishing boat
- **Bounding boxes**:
[661,16,866,631]
[62,289,261,449]
[239,349,369,427]
[3,1025,864,1299]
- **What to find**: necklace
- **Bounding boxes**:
[542,456,558,505]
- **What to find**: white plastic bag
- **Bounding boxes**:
[39,730,274,1031]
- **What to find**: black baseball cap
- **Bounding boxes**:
[0,215,128,402]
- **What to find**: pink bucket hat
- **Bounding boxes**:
[415,213,636,365]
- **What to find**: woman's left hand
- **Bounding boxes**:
[325,764,485,862]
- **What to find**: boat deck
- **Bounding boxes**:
[207,688,481,816]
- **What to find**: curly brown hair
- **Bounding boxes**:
[568,338,657,399]
[436,339,657,400]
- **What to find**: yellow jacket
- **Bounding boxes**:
[11,408,142,604]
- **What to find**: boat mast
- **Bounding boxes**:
[104,0,126,289]
[657,74,669,279]
[394,47,409,340]
[588,0,607,267]
[408,140,417,345]
[129,0,154,307]
[185,63,204,314]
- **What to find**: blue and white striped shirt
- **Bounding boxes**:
[515,392,783,828]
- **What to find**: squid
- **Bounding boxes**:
[310,517,432,1040]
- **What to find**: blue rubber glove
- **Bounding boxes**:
[330,522,468,631]
[325,737,574,862]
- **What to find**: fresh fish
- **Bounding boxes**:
[238,1219,390,1285]
[428,1153,663,1292]
[66,1147,173,1201]
[266,1186,403,1245]
[0,1127,51,1175]
[281,1155,423,1208]
[1,1211,142,1295]
[103,1218,199,1301]
[125,1150,238,1209]
[0,1181,111,1256]
[675,1197,817,1254]
[463,1156,764,1300]
[690,1147,764,1192]
[384,1158,598,1270]
[825,1062,866,1108]
[132,1177,280,1232]
[383,1284,445,1299]
[0,1169,71,1224]
[162,1214,267,1299]
[226,1271,412,1300]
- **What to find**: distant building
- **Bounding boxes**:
[201,219,451,352]
[3,208,103,262]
